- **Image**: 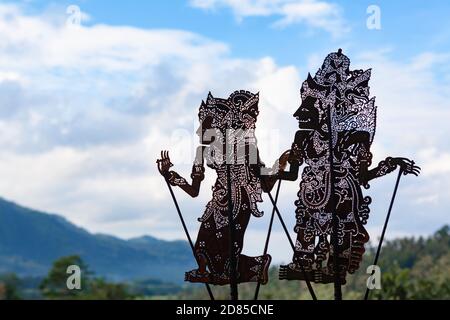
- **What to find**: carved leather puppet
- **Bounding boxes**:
[157,91,282,285]
[277,50,420,284]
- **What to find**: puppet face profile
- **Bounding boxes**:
[196,116,214,145]
[293,96,321,130]
[294,74,327,130]
[293,74,328,131]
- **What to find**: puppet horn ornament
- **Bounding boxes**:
[163,178,215,300]
[364,168,404,300]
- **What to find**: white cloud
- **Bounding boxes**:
[189,0,348,37]
[347,48,450,236]
[418,148,450,177]
[0,4,300,243]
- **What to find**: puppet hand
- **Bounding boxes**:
[394,158,421,176]
[157,150,174,177]
[278,150,291,171]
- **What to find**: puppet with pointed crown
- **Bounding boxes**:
[158,90,284,285]
[275,49,420,284]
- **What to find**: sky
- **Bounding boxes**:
[0,0,449,263]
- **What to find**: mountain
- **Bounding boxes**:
[0,197,194,283]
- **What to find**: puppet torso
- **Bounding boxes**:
[199,145,263,230]
[292,130,371,273]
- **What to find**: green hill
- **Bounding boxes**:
[0,197,193,283]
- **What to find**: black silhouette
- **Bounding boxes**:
[157,91,286,290]
[274,50,420,298]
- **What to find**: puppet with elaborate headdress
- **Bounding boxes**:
[157,91,281,285]
[277,50,420,284]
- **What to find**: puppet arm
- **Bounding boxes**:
[157,149,205,198]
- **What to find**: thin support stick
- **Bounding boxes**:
[364,168,403,300]
[164,179,215,300]
[325,104,341,301]
[265,191,318,301]
[226,164,239,300]
[254,180,281,300]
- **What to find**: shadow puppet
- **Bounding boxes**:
[276,50,420,284]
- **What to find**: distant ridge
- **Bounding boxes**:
[0,197,193,283]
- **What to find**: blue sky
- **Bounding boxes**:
[0,0,449,263]
[13,0,450,64]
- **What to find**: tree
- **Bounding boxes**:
[0,273,21,300]
[40,255,134,300]
[40,255,90,299]
[85,279,131,300]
